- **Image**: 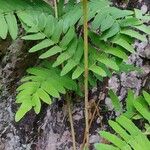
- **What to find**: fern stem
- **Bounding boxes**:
[53,1,76,149]
[83,0,89,148]
[66,94,76,150]
[54,0,58,18]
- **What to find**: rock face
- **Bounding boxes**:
[0,0,149,150]
[0,38,37,150]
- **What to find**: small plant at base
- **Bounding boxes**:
[95,91,150,150]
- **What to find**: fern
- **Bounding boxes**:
[0,0,52,39]
[0,0,149,122]
[95,91,150,150]
[15,62,77,121]
[8,0,149,83]
[95,115,150,150]
[133,91,150,122]
[109,90,150,121]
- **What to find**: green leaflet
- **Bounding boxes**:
[53,38,78,67]
[51,19,63,43]
[121,29,147,42]
[108,120,131,142]
[36,88,51,105]
[17,82,40,91]
[109,90,122,112]
[37,13,47,31]
[101,22,120,40]
[88,73,97,86]
[61,77,77,91]
[95,143,119,150]
[100,131,128,149]
[89,31,128,61]
[92,12,107,30]
[109,7,133,19]
[60,39,84,76]
[89,65,107,77]
[95,89,150,150]
[63,5,82,32]
[44,15,56,37]
[134,8,150,21]
[72,65,84,79]
[15,100,32,122]
[133,134,150,150]
[97,63,112,78]
[53,51,72,67]
[21,75,44,82]
[89,0,110,13]
[16,88,36,102]
[41,81,60,98]
[26,26,39,33]
[61,60,77,76]
[59,27,75,48]
[134,24,150,35]
[120,17,142,27]
[72,39,84,63]
[5,12,18,40]
[39,46,62,59]
[116,115,141,136]
[104,46,128,61]
[118,62,141,73]
[125,89,136,118]
[46,77,66,94]
[0,0,53,14]
[111,36,135,53]
[27,67,50,78]
[32,93,41,114]
[0,13,8,39]
[69,6,82,27]
[57,0,65,17]
[100,14,114,32]
[22,33,46,40]
[134,9,143,20]
[143,91,150,106]
[96,75,104,83]
[96,54,119,71]
[134,100,150,122]
[118,118,140,138]
[17,11,35,27]
[29,39,54,52]
[16,94,32,104]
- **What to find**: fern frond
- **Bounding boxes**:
[133,92,150,122]
[109,89,150,120]
[0,0,53,39]
[96,90,150,150]
[15,62,77,122]
[95,116,150,150]
[13,0,149,84]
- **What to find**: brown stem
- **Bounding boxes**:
[83,0,89,148]
[66,94,76,150]
[81,79,109,149]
